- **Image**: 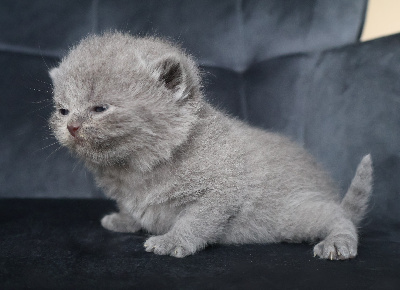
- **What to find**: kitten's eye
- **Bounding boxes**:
[59,109,69,115]
[93,105,108,113]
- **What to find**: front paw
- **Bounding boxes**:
[144,235,198,258]
[101,212,141,233]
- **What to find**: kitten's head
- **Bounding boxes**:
[49,33,202,170]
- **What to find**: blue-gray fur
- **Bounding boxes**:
[49,33,373,260]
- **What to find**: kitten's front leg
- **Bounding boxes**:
[101,212,141,233]
[144,198,233,258]
[101,207,141,233]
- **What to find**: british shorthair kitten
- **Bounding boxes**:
[49,33,372,259]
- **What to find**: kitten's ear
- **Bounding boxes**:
[158,56,183,90]
[49,67,60,82]
[153,55,188,100]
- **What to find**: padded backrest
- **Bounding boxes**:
[0,0,367,71]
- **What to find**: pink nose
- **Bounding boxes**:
[67,124,80,137]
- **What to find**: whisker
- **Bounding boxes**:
[45,145,63,161]
[25,70,53,88]
[37,114,50,122]
[41,137,56,141]
[29,87,52,94]
[34,141,59,153]
[39,45,52,72]
[31,99,52,104]
[29,102,53,114]
[41,125,54,133]
[72,159,85,173]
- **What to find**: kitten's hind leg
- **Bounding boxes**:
[313,216,358,260]
[284,195,359,260]
[101,212,141,233]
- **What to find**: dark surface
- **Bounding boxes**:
[1,198,399,290]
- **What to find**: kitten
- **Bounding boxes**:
[49,33,373,260]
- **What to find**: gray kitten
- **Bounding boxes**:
[49,33,373,260]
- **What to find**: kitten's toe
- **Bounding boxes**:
[313,241,338,260]
[144,236,175,255]
[171,246,191,258]
[144,235,194,258]
[313,234,357,260]
[335,243,352,260]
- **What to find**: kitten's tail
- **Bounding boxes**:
[341,154,373,226]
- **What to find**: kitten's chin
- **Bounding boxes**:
[77,150,129,168]
[69,141,131,169]
[61,134,130,167]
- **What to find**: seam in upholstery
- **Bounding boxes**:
[356,0,369,41]
[298,51,323,146]
[0,43,60,59]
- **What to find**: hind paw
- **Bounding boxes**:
[313,234,357,260]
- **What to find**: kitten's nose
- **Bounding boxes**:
[67,123,80,137]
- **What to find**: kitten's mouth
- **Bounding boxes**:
[71,133,85,143]
[71,133,117,151]
[65,129,130,163]
[69,132,88,148]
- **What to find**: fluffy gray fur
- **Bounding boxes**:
[49,33,373,260]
